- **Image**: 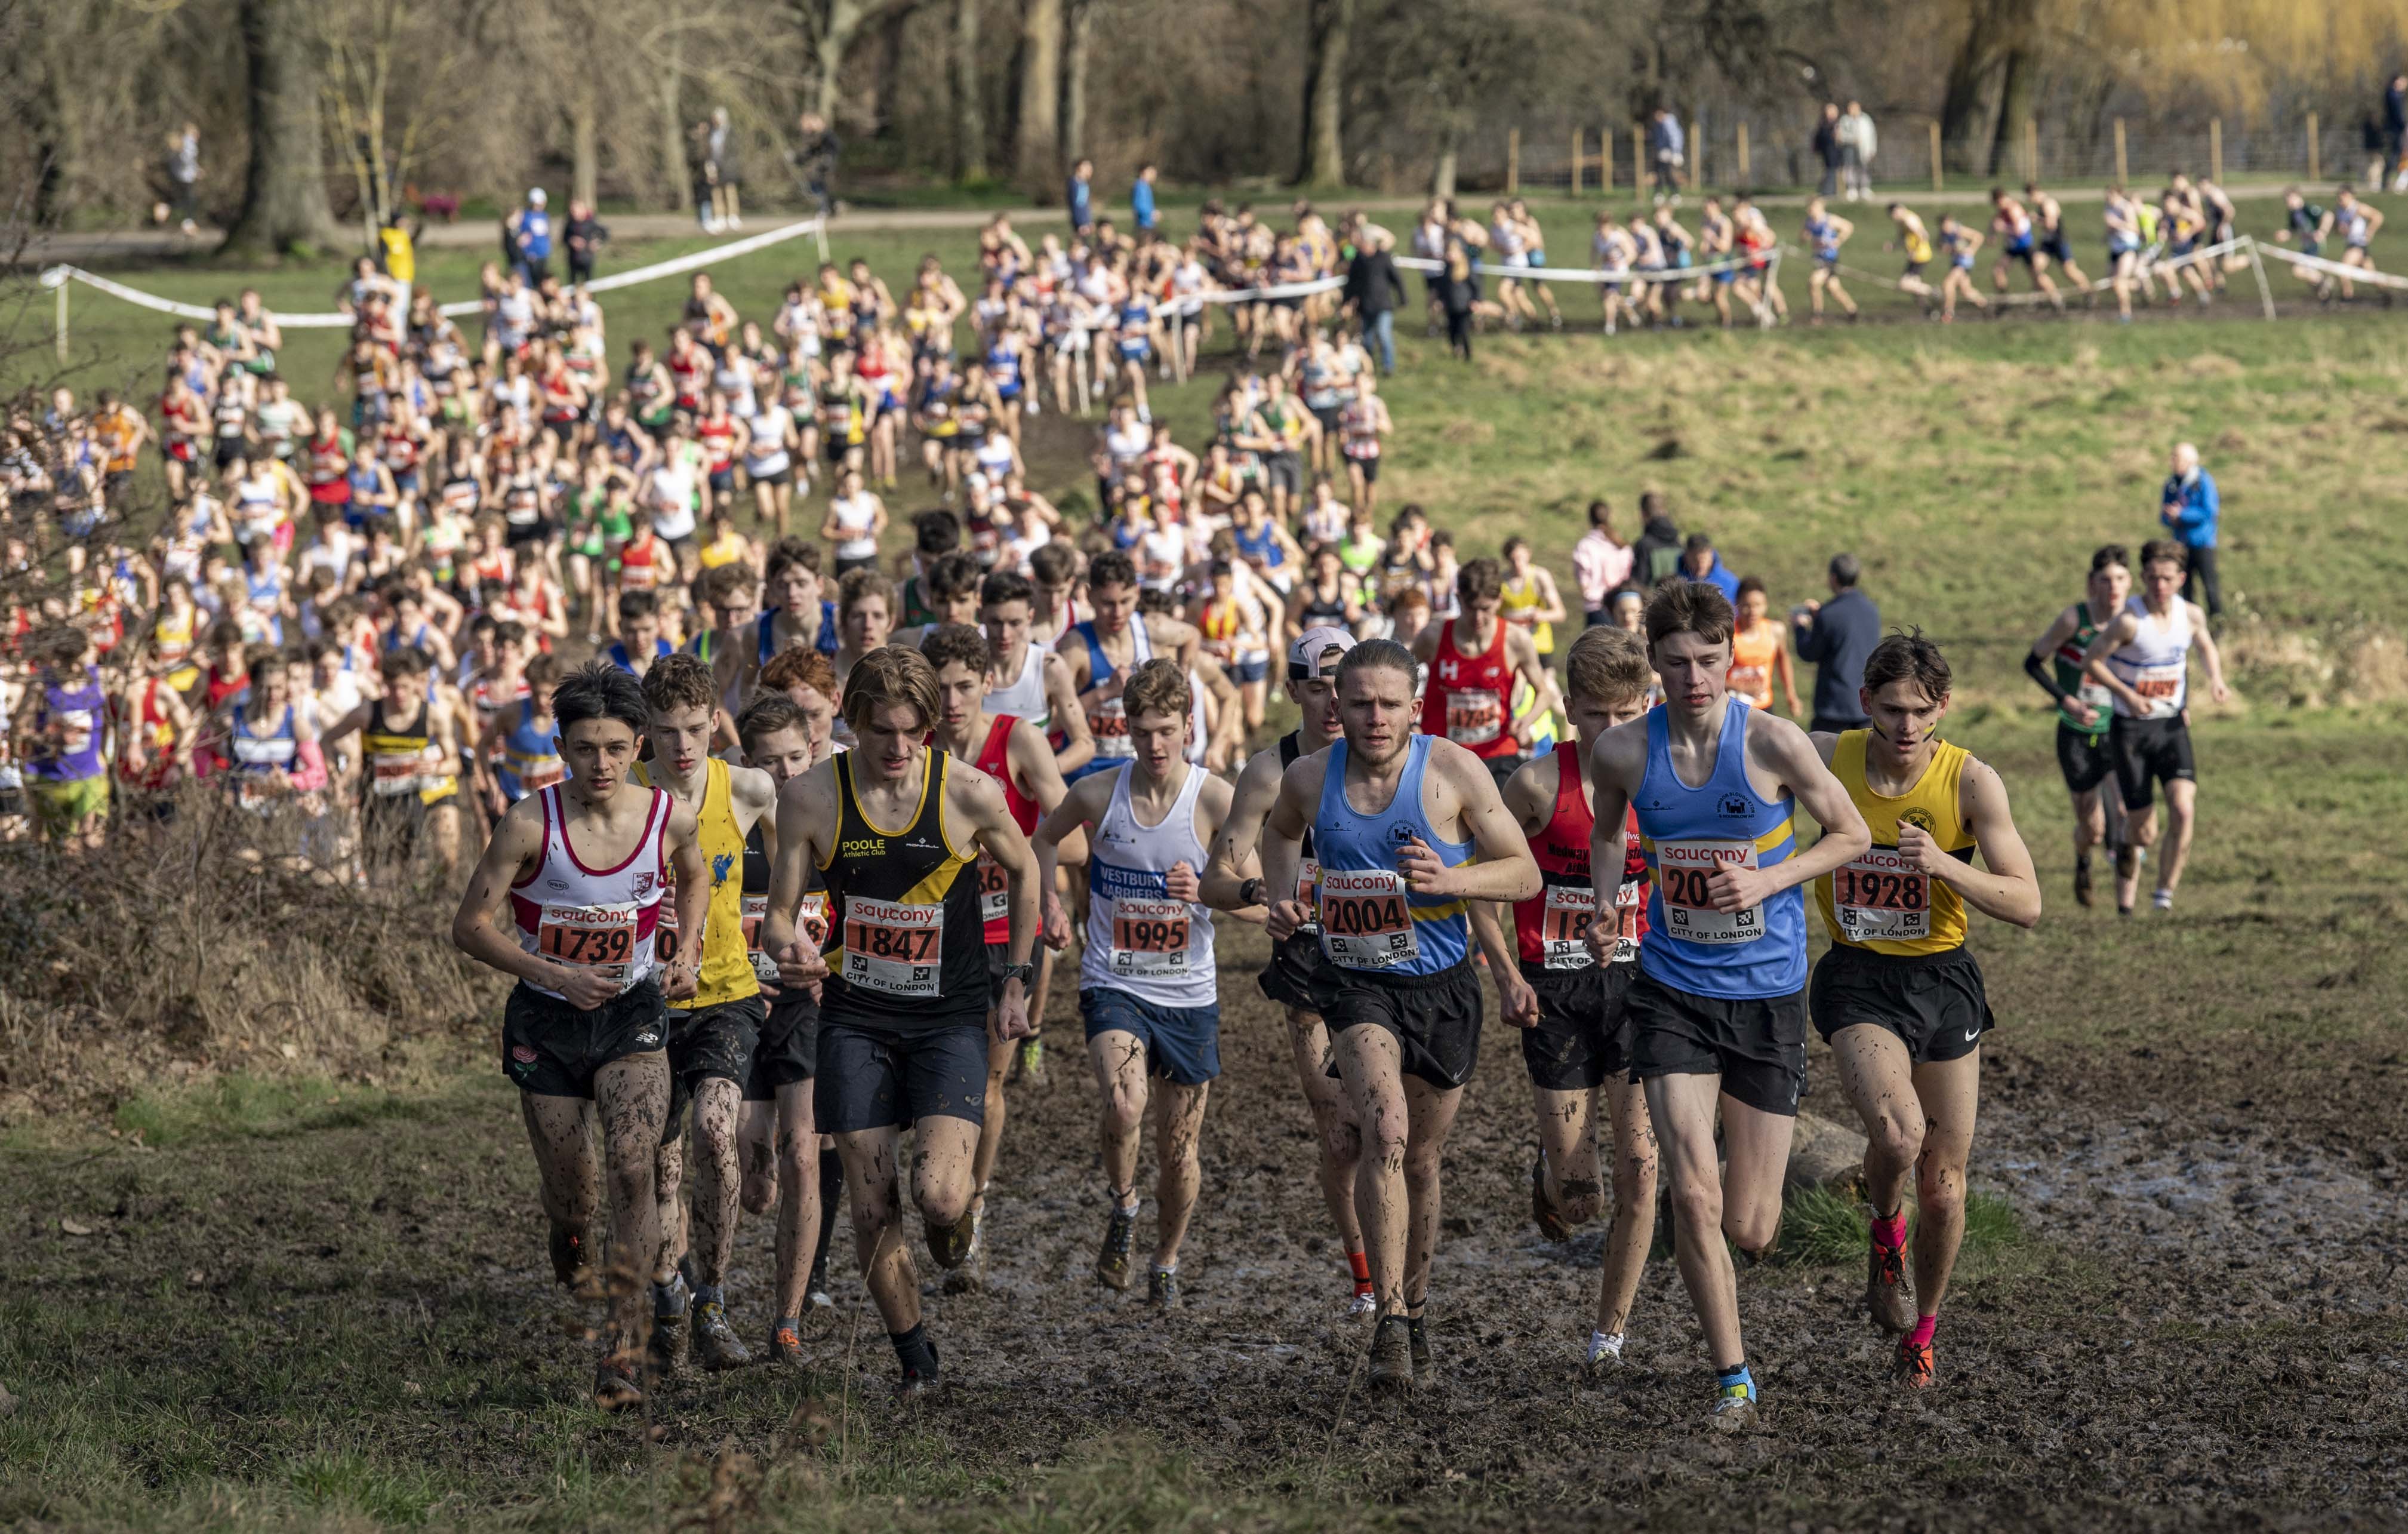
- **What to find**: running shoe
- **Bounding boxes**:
[1405,1311,1431,1373]
[926,1209,975,1271]
[807,1262,835,1310]
[1148,1268,1180,1308]
[1366,1315,1415,1394]
[1017,1037,1048,1086]
[1584,1332,1625,1378]
[768,1318,806,1370]
[2073,859,2094,909]
[1709,1379,1759,1431]
[1893,1333,1936,1389]
[549,1222,592,1289]
[648,1309,688,1376]
[692,1298,753,1371]
[1530,1148,1572,1241]
[943,1203,987,1294]
[1095,1202,1137,1290]
[896,1340,943,1397]
[1347,1289,1377,1319]
[593,1355,644,1412]
[1866,1237,1916,1334]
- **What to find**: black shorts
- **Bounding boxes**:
[1519,961,1639,1092]
[1322,961,1483,1093]
[2055,724,2116,795]
[1483,753,1529,794]
[360,789,455,857]
[2110,715,2195,812]
[1345,454,1380,484]
[707,468,737,496]
[1264,452,1303,496]
[1810,943,1993,1064]
[2042,235,2074,264]
[501,977,668,1099]
[744,991,821,1100]
[747,463,792,488]
[1625,970,1806,1117]
[1258,930,1339,1016]
[815,1019,990,1133]
[662,994,768,1142]
[824,435,858,465]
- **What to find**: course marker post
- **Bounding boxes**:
[2115,119,2128,185]
[1571,128,1583,196]
[1929,121,1942,192]
[2246,236,2275,321]
[2308,112,2320,183]
[1688,121,1701,188]
[1633,125,1646,196]
[56,276,67,363]
[2024,118,2037,182]
[1738,121,1750,185]
[2210,118,2223,185]
[1507,128,1520,194]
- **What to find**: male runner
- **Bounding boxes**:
[1800,198,1859,322]
[1258,640,1542,1392]
[449,662,708,1410]
[1582,580,1870,1427]
[2022,182,2093,294]
[2024,545,2130,906]
[2083,539,2230,917]
[1467,627,1660,1375]
[761,646,1042,1393]
[1988,186,2064,311]
[632,654,779,1373]
[320,644,470,879]
[924,622,1071,1285]
[709,537,836,718]
[1059,550,1200,785]
[1035,660,1251,1306]
[1809,632,2039,1387]
[1200,626,1375,1317]
[1411,557,1551,792]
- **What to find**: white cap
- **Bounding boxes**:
[528,187,547,206]
[1287,625,1355,680]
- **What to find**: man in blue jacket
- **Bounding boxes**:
[1130,164,1158,235]
[2158,441,2221,623]
[1068,159,1095,236]
[1678,532,1741,604]
[1793,552,1880,734]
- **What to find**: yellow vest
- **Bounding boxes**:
[1814,731,1975,957]
[638,756,758,1007]
[379,226,415,286]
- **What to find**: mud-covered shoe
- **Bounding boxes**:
[1147,1268,1180,1308]
[1015,1037,1048,1086]
[648,1311,688,1377]
[2073,857,2095,909]
[806,1258,834,1311]
[1710,1379,1759,1431]
[1531,1148,1572,1241]
[943,1203,987,1294]
[593,1355,644,1412]
[1347,1289,1377,1320]
[1405,1310,1431,1373]
[925,1209,975,1271]
[895,1340,942,1397]
[1866,1236,1916,1335]
[692,1299,752,1371]
[1366,1314,1415,1394]
[549,1222,592,1289]
[768,1317,806,1369]
[1893,1333,1936,1389]
[1584,1332,1625,1378]
[1094,1202,1137,1290]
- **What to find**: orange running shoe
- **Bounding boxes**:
[1893,1332,1935,1389]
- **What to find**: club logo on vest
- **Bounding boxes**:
[632,872,656,896]
[1717,794,1750,819]
[1899,807,1937,834]
[712,851,736,886]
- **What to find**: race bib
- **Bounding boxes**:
[1107,896,1193,978]
[1728,665,1767,703]
[1292,856,1322,930]
[537,902,643,992]
[2129,665,2184,718]
[1833,847,1931,943]
[977,854,1011,925]
[840,896,943,997]
[1445,688,1502,746]
[235,776,278,814]
[54,709,95,755]
[519,761,565,792]
[1651,838,1765,945]
[1088,697,1131,757]
[1319,868,1418,970]
[369,754,423,797]
[1613,876,1643,964]
[797,891,831,948]
[1539,883,1596,972]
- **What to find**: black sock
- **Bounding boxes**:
[812,1148,843,1276]
[889,1321,937,1375]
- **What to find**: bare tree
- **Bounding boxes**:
[1294,0,1353,186]
[1015,0,1063,196]
[1061,0,1101,168]
[222,0,344,258]
[949,0,987,179]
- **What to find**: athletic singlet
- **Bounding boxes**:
[1499,573,1553,656]
[227,702,298,812]
[1727,619,1780,709]
[1805,216,1842,262]
[741,820,810,986]
[983,644,1049,728]
[1815,731,1975,957]
[1902,224,1935,265]
[829,494,879,561]
[1421,617,1517,759]
[509,785,670,1000]
[1633,700,1803,998]
[2104,596,2192,720]
[1067,617,1152,781]
[744,405,795,477]
[494,699,562,801]
[2054,600,2116,736]
[1311,734,1472,976]
[971,715,1041,945]
[1511,739,1648,974]
[818,750,987,1029]
[1079,762,1216,1007]
[635,756,757,1009]
[1297,580,1351,629]
[362,694,458,805]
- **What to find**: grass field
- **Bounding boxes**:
[4,213,2408,1530]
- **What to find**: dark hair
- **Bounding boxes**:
[981,569,1034,610]
[555,660,650,738]
[1456,557,1505,605]
[639,651,718,717]
[838,566,893,617]
[1683,531,1714,554]
[2139,537,2188,573]
[926,552,981,601]
[841,644,940,733]
[617,589,658,622]
[1643,579,1736,650]
[1087,549,1138,591]
[526,652,564,688]
[913,508,962,556]
[920,622,993,674]
[1029,542,1077,586]
[2089,543,2130,574]
[736,693,806,753]
[1335,637,1418,690]
[1862,628,1953,703]
[765,536,822,582]
[1735,575,1767,600]
[1828,552,1862,588]
[1122,658,1193,724]
[381,644,432,678]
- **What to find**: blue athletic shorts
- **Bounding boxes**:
[1081,987,1221,1086]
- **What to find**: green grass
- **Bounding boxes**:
[109,1074,426,1148]
[1775,1184,2025,1266]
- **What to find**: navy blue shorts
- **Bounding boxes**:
[1231,656,1268,685]
[1081,987,1221,1087]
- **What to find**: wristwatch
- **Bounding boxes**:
[1239,876,1267,908]
[997,961,1036,986]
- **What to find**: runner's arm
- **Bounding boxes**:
[2080,613,2151,715]
[1403,740,1540,903]
[1031,764,1111,943]
[1042,651,1097,774]
[2024,606,2080,706]
[1464,899,1522,989]
[960,769,1040,1038]
[1584,723,1642,942]
[1200,746,1282,911]
[1912,758,2040,929]
[2188,601,2232,702]
[1192,774,1264,926]
[1258,756,1317,940]
[660,802,707,999]
[448,798,566,989]
[1507,629,1550,743]
[762,766,834,985]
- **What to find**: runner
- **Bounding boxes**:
[1728,577,1804,718]
[923,623,1071,1288]
[448,662,709,1411]
[2103,186,2145,322]
[321,644,471,878]
[1058,551,1200,785]
[1800,198,1860,322]
[630,655,779,1375]
[1987,186,2063,311]
[1410,557,1551,792]
[759,646,1042,1394]
[1466,626,1660,1375]
[1935,216,1988,322]
[1887,202,1936,305]
[2024,545,2130,907]
[2022,182,2093,296]
[1200,626,1374,1315]
[1256,639,1542,1392]
[16,628,113,849]
[1580,580,1871,1427]
[2082,539,2231,917]
[1808,632,2039,1388]
[1033,659,1249,1306]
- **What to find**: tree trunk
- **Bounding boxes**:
[569,90,599,208]
[221,0,341,258]
[661,33,688,211]
[1294,0,1352,186]
[1431,123,1461,200]
[1015,0,1063,198]
[1990,45,2037,177]
[1938,0,2036,175]
[949,0,986,180]
[1060,0,1096,167]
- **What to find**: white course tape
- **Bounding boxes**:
[1394,252,1760,284]
[2255,242,2408,290]
[39,216,827,330]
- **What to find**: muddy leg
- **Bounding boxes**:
[1908,1050,1979,1316]
[688,1077,743,1289]
[1595,1077,1660,1338]
[836,1126,917,1333]
[1533,1085,1603,1225]
[1645,1070,1744,1369]
[1088,1028,1150,1200]
[1333,1023,1411,1318]
[1398,1074,1464,1307]
[592,1054,670,1347]
[1149,1079,1211,1270]
[1286,1011,1365,1256]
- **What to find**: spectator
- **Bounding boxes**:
[1572,499,1633,626]
[1630,492,1683,586]
[793,112,840,217]
[1838,100,1877,202]
[1131,162,1159,236]
[2387,75,2408,192]
[1813,103,1843,198]
[1340,229,1403,376]
[1678,532,1740,603]
[565,201,609,286]
[1068,158,1095,235]
[505,188,552,284]
[160,122,201,236]
[2159,440,2222,623]
[1793,552,1880,733]
[688,119,722,234]
[1649,109,1685,207]
[709,107,744,232]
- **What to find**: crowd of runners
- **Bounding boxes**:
[0,200,2236,1428]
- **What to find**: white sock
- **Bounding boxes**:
[1588,1329,1624,1363]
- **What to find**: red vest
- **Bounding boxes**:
[1421,616,1516,759]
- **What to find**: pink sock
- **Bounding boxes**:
[1870,1210,1908,1250]
[1908,1313,1938,1348]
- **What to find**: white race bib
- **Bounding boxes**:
[537,901,644,992]
[1651,838,1765,946]
[1318,868,1419,970]
[839,897,943,997]
[1833,847,1931,943]
[1106,896,1193,978]
[1613,876,1643,964]
[1444,688,1502,746]
[977,853,1010,925]
[1539,884,1596,972]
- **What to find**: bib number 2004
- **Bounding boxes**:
[1652,839,1764,945]
[1319,869,1418,970]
